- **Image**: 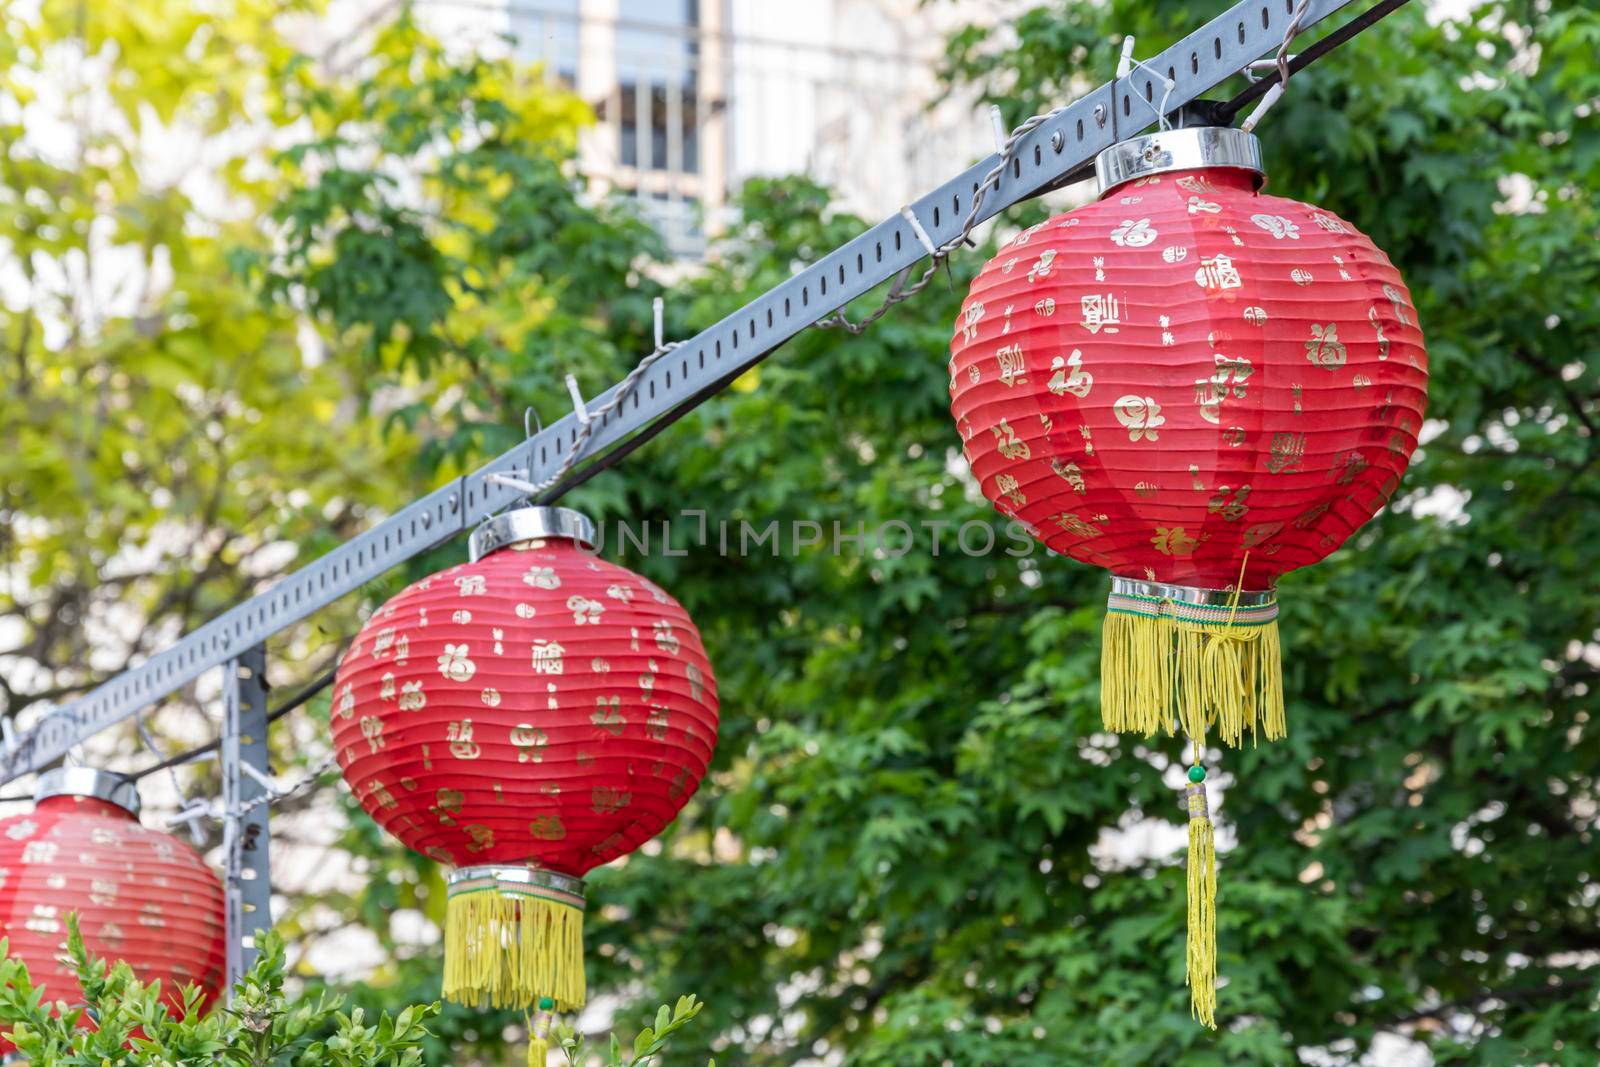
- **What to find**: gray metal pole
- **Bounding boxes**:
[221,646,273,987]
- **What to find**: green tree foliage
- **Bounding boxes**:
[0,0,408,741]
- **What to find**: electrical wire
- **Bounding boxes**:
[127,663,340,783]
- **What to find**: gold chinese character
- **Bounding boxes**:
[1193,253,1241,292]
[1266,432,1307,474]
[653,619,681,654]
[447,720,481,760]
[1243,521,1284,549]
[1112,395,1165,442]
[1207,485,1251,522]
[1304,323,1348,370]
[1047,348,1092,398]
[1079,293,1121,333]
[1193,354,1254,424]
[1050,459,1085,493]
[995,473,1027,510]
[1151,526,1199,556]
[511,724,548,763]
[996,343,1027,387]
[360,715,386,754]
[463,825,495,853]
[529,814,567,841]
[431,789,464,826]
[592,787,632,815]
[1109,218,1157,247]
[592,696,625,736]
[990,419,1030,461]
[1330,450,1370,486]
[1051,512,1102,540]
[1383,283,1411,327]
[959,302,985,342]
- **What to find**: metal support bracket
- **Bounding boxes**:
[222,646,272,987]
[0,0,1375,783]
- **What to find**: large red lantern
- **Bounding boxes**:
[949,126,1427,1024]
[0,768,227,1052]
[332,506,718,1044]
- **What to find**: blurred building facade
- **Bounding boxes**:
[437,0,1001,256]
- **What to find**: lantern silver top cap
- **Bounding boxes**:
[35,767,141,817]
[469,506,596,561]
[1094,126,1264,197]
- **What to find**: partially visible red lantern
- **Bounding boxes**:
[332,506,718,1046]
[948,126,1428,1024]
[0,768,227,1051]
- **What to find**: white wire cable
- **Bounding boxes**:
[491,297,684,500]
[1242,0,1312,132]
[238,755,337,817]
[137,710,209,844]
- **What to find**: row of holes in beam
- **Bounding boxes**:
[1125,0,1303,117]
[84,491,459,717]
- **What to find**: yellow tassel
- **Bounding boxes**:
[443,873,586,1011]
[529,1006,554,1065]
[1185,781,1218,1029]
[1101,598,1284,746]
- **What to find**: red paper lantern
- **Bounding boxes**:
[948,126,1427,1024]
[332,506,718,1028]
[0,768,227,1049]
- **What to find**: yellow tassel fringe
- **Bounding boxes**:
[1102,610,1285,746]
[443,887,586,1011]
[528,1008,554,1066]
[1185,783,1218,1029]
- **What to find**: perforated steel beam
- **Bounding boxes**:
[0,0,1370,781]
[222,647,273,985]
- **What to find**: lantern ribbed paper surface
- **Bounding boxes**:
[0,775,227,1042]
[948,127,1428,1026]
[949,132,1426,744]
[332,507,718,1020]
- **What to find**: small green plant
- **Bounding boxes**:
[552,994,714,1067]
[0,915,711,1065]
[0,915,436,1065]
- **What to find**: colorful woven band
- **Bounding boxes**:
[447,865,586,912]
[1106,576,1278,627]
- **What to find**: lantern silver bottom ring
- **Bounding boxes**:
[447,864,586,909]
[1109,576,1276,609]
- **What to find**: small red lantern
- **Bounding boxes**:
[949,126,1428,1024]
[0,768,227,1049]
[332,506,718,1043]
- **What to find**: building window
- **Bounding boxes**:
[615,0,700,174]
[509,0,581,84]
